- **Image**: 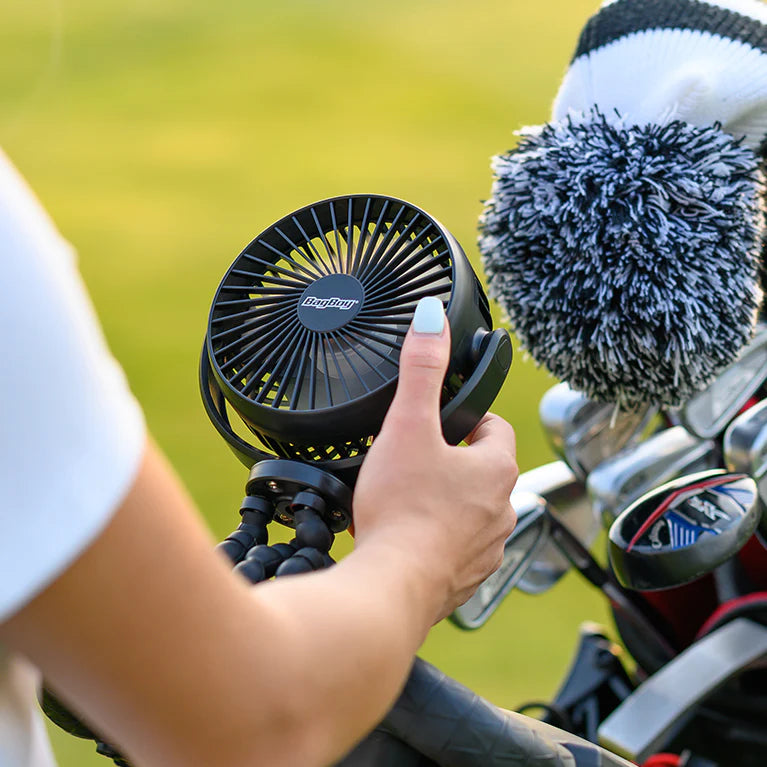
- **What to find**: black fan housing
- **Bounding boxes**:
[200,194,511,484]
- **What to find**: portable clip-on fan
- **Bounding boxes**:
[199,193,513,581]
[40,194,512,767]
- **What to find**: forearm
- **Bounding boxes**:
[242,537,443,765]
[120,540,441,767]
[0,441,443,767]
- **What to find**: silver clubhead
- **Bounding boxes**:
[514,460,596,594]
[724,397,767,478]
[679,322,767,439]
[451,461,594,629]
[598,618,767,761]
[539,382,657,480]
[450,491,549,630]
[723,397,767,538]
[587,426,719,528]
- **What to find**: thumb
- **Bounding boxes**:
[382,296,451,440]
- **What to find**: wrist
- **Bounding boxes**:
[351,527,451,629]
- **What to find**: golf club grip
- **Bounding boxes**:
[380,657,577,767]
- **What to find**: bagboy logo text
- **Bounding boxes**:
[301,296,360,311]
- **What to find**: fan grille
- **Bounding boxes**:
[256,432,375,463]
[209,195,454,413]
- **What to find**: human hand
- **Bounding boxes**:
[352,296,518,622]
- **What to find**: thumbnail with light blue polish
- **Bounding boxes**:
[412,296,445,335]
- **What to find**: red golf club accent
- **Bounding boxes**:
[695,591,767,639]
[641,754,681,767]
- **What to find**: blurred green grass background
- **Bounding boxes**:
[1,1,614,764]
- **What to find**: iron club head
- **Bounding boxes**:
[514,460,596,593]
[587,426,719,529]
[539,382,657,481]
[678,323,767,439]
[450,461,595,629]
[723,397,767,540]
[450,491,548,629]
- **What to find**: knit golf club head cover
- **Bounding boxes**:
[479,0,767,409]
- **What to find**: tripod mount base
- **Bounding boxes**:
[246,459,353,533]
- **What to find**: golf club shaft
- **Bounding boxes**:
[548,511,676,661]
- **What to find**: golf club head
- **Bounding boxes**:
[450,461,594,629]
[724,398,767,540]
[587,426,719,529]
[608,471,759,591]
[678,323,767,439]
[724,398,767,476]
[450,491,548,629]
[598,618,767,763]
[540,383,658,480]
[514,460,596,594]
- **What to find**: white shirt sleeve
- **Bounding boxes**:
[0,148,146,621]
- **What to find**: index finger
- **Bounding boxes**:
[463,411,516,457]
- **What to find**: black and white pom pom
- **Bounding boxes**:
[479,0,767,408]
[479,112,764,408]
